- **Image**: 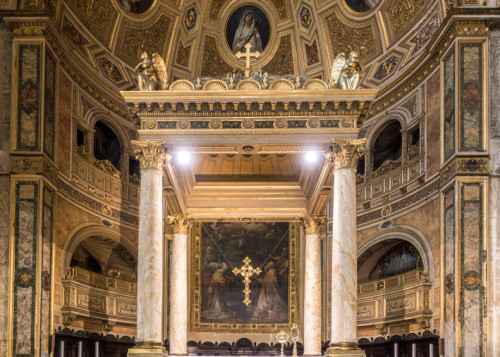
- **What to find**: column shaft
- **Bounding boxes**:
[304,229,322,356]
[137,167,164,344]
[169,232,188,355]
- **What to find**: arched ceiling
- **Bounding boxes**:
[52,0,443,94]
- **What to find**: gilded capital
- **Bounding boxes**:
[132,140,170,170]
[327,139,366,170]
[302,216,323,235]
[167,215,192,235]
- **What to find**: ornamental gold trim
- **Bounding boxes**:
[166,215,192,234]
[327,138,367,170]
[301,216,324,235]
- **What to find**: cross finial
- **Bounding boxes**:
[235,43,261,78]
[232,257,262,306]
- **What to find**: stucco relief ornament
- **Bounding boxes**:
[327,139,367,170]
[301,216,324,234]
[135,52,168,91]
[167,215,192,234]
[329,51,364,89]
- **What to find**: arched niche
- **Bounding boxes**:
[93,120,122,170]
[357,227,435,284]
[61,225,137,281]
[371,120,403,176]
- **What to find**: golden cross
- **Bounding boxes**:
[232,257,261,306]
[235,43,261,78]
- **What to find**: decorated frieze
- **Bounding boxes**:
[440,156,489,187]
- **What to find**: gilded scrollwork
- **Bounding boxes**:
[301,216,324,234]
[132,140,169,170]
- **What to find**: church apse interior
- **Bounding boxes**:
[0,0,499,356]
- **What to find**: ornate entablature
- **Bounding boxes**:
[122,75,378,147]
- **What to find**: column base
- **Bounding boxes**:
[128,342,168,357]
[324,343,365,357]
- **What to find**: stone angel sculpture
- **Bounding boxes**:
[135,52,169,91]
[329,51,364,90]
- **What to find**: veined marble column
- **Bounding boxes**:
[129,140,169,357]
[303,217,323,356]
[326,139,366,357]
[167,216,191,355]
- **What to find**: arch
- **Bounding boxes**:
[365,113,407,151]
[86,108,130,151]
[60,224,137,278]
[357,226,435,283]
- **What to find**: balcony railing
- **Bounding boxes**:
[62,266,137,325]
[357,269,432,327]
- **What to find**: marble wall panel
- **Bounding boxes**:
[443,187,455,356]
[40,187,53,356]
[0,177,10,355]
[460,182,484,355]
[43,52,55,159]
[444,51,456,161]
[14,181,38,355]
[460,43,483,152]
[426,69,441,177]
[57,70,72,177]
[17,45,40,151]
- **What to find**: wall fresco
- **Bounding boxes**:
[17,45,40,151]
[444,51,455,162]
[460,43,483,152]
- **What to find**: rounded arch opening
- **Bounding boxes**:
[93,120,122,170]
[371,120,402,175]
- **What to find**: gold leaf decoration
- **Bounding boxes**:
[263,34,295,76]
[200,35,232,77]
[383,0,431,44]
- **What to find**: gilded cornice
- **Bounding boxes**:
[327,138,366,170]
[166,215,192,234]
[132,140,169,170]
[368,14,495,119]
[302,216,324,234]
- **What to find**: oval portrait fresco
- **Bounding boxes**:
[345,0,379,12]
[226,5,271,55]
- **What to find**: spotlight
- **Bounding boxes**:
[176,151,191,165]
[305,151,319,164]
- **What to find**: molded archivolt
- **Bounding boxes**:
[358,226,435,283]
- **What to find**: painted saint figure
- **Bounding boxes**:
[251,261,287,322]
[232,11,263,53]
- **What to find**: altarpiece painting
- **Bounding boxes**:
[190,222,300,333]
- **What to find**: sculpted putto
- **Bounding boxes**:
[135,52,168,91]
[330,51,364,90]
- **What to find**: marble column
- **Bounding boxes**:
[167,215,191,355]
[326,139,366,357]
[129,140,169,357]
[302,216,323,356]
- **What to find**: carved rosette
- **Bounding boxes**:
[167,215,192,234]
[302,216,323,234]
[327,139,367,171]
[132,140,169,170]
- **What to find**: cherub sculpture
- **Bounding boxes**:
[135,52,168,91]
[329,51,364,90]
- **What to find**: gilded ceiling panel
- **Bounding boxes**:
[322,7,382,65]
[200,35,233,77]
[381,0,433,46]
[115,14,174,67]
[208,0,227,20]
[263,34,297,76]
[64,0,118,46]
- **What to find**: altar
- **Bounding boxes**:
[122,50,377,357]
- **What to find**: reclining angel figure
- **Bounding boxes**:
[135,52,169,91]
[329,51,364,90]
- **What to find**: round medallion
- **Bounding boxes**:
[342,119,353,128]
[242,119,254,129]
[381,205,391,216]
[344,0,380,13]
[466,159,479,172]
[178,119,189,129]
[102,205,112,216]
[17,268,33,286]
[145,120,156,129]
[42,271,51,290]
[210,119,221,129]
[276,119,286,128]
[309,119,319,128]
[463,270,480,290]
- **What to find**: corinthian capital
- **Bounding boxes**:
[167,215,192,234]
[327,139,367,170]
[302,216,324,234]
[132,140,170,170]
